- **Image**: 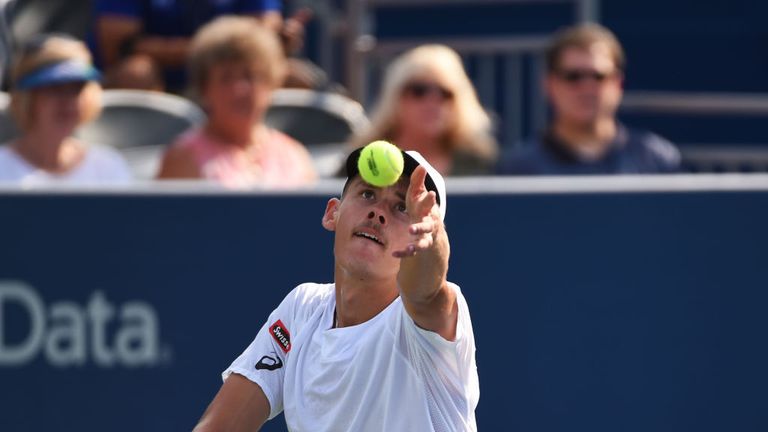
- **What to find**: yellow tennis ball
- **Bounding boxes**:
[357,140,405,187]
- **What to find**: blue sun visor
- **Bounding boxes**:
[16,60,101,90]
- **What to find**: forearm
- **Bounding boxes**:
[398,226,457,339]
[398,224,449,301]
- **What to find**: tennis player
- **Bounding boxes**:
[193,149,479,431]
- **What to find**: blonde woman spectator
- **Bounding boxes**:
[0,34,132,184]
[350,44,497,176]
[157,16,316,188]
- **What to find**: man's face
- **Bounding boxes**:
[322,177,414,280]
[545,43,623,125]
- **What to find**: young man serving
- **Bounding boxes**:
[193,148,479,432]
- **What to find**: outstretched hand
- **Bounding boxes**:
[393,165,441,258]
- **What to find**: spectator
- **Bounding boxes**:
[497,23,681,175]
[349,44,498,176]
[156,16,316,188]
[93,0,314,93]
[0,34,132,184]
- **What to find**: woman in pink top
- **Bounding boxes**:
[156,16,316,188]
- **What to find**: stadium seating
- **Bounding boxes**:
[76,89,206,179]
[265,88,369,176]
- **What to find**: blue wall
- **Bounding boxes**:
[1,187,768,431]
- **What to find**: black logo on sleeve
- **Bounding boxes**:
[255,352,283,371]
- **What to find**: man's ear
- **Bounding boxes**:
[321,197,340,231]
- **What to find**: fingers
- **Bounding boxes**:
[409,218,435,235]
[407,165,428,200]
[395,165,441,258]
[393,235,434,257]
[392,234,433,258]
[394,217,438,258]
[392,245,416,258]
[406,190,437,229]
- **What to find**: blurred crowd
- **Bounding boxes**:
[0,0,690,188]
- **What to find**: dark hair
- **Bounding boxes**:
[545,23,625,73]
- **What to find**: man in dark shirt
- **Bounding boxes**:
[497,23,680,175]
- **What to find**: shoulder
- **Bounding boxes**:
[0,144,13,160]
[267,129,317,178]
[623,126,682,170]
[284,282,334,312]
[0,145,22,175]
[278,282,334,325]
[157,130,204,178]
[496,137,547,175]
[290,282,334,304]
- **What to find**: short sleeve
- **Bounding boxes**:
[397,283,479,428]
[222,290,298,420]
[401,282,475,360]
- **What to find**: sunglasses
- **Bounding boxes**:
[403,82,454,100]
[554,69,618,84]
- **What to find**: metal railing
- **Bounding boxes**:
[620,90,768,172]
[344,0,599,103]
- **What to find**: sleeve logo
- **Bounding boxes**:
[269,320,291,353]
[255,352,283,371]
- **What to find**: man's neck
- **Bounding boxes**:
[552,118,617,159]
[333,265,399,328]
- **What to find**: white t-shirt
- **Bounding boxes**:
[224,282,479,432]
[0,144,132,185]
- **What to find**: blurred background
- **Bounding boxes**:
[3,0,768,175]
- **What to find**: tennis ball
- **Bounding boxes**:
[357,140,404,187]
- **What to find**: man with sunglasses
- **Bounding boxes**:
[498,23,681,175]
